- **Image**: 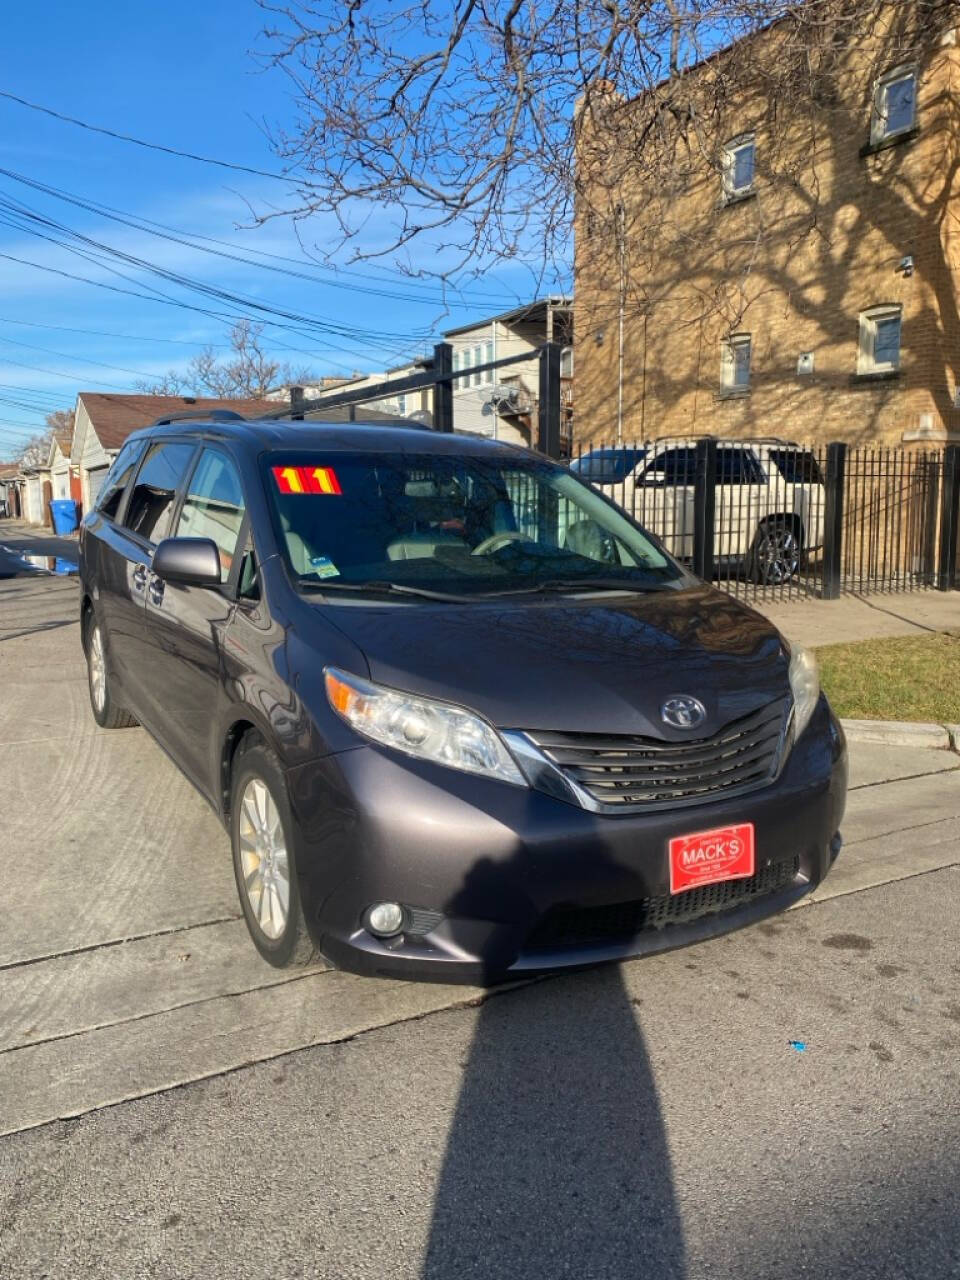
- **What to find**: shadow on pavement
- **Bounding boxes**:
[421,965,686,1279]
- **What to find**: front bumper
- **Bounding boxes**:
[286,698,847,984]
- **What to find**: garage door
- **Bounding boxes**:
[86,467,109,509]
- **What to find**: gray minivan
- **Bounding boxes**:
[79,414,846,983]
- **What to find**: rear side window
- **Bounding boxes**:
[642,448,697,485]
[175,449,246,583]
[124,442,196,544]
[96,440,145,520]
[717,448,765,485]
[767,449,824,485]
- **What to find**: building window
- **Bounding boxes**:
[871,67,917,143]
[722,134,755,199]
[452,350,460,389]
[720,334,751,392]
[472,345,483,387]
[485,341,494,384]
[459,347,470,390]
[560,346,573,377]
[396,393,406,416]
[858,305,902,374]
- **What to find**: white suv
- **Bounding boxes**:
[585,438,825,584]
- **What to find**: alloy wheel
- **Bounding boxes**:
[756,526,800,584]
[89,626,106,713]
[237,777,291,940]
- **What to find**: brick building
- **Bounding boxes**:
[573,3,960,446]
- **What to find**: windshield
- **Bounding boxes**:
[263,450,684,598]
[570,448,645,484]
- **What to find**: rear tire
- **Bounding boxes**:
[86,618,137,729]
[230,737,319,969]
[748,518,802,585]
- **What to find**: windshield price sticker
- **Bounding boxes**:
[272,465,342,495]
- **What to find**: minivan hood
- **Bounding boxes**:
[315,584,790,738]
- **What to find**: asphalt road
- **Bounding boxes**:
[1,869,958,1280]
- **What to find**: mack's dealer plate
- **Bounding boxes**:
[668,822,755,894]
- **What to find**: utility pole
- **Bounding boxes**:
[616,204,626,445]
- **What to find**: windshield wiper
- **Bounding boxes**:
[497,577,665,596]
[299,579,473,602]
[300,576,665,602]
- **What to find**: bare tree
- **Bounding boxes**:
[17,431,54,468]
[136,320,318,398]
[256,0,952,290]
[45,408,75,441]
[13,406,77,467]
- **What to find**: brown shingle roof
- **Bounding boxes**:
[0,462,20,478]
[78,393,281,451]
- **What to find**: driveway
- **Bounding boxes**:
[1,578,959,1277]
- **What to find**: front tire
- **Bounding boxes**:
[86,619,137,729]
[230,738,319,968]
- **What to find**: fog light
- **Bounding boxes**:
[366,901,405,937]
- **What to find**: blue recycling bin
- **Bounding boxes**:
[50,499,79,536]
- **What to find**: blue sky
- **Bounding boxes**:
[0,0,563,456]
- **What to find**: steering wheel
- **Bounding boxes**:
[471,530,530,556]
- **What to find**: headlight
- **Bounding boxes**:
[788,644,820,739]
[324,667,526,786]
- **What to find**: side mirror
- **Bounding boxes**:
[152,537,221,587]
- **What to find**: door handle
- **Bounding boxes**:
[132,563,148,591]
[148,573,165,606]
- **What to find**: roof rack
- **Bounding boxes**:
[649,433,801,447]
[149,409,246,427]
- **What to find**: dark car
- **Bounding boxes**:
[79,414,847,984]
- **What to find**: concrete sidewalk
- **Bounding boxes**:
[756,589,960,648]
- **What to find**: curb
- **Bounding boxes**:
[840,718,956,752]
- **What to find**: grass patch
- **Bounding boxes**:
[815,632,960,723]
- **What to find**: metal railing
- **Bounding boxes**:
[275,340,566,457]
[567,437,960,602]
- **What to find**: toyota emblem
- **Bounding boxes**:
[661,696,707,730]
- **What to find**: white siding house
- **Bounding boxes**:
[445,297,573,444]
[49,434,73,501]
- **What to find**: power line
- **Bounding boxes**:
[0,90,321,187]
[0,169,521,311]
[0,333,165,380]
[0,101,525,309]
[0,314,226,349]
[0,352,133,392]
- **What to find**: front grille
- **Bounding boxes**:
[525,698,790,811]
[525,856,800,953]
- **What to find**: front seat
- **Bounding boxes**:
[564,519,615,563]
[279,511,317,576]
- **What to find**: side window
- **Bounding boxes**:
[768,449,825,485]
[96,440,146,520]
[123,442,196,545]
[642,449,697,486]
[175,449,246,584]
[717,449,764,485]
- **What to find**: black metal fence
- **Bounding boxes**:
[276,344,959,603]
[569,437,960,603]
